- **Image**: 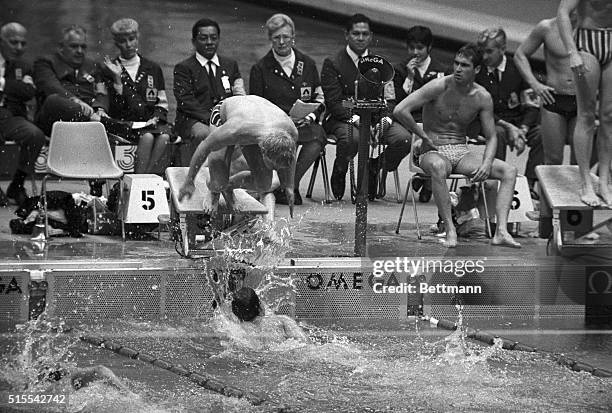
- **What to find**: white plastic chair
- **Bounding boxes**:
[42,121,125,239]
[395,134,491,239]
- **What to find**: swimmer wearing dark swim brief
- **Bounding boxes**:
[542,92,577,120]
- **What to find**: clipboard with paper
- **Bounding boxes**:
[288,99,321,120]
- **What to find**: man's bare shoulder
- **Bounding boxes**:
[420,75,451,99]
[430,75,451,91]
[538,18,557,32]
[471,83,493,105]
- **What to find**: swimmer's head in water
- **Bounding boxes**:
[232,287,261,322]
[260,130,296,170]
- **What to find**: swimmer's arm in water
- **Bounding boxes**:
[393,77,445,149]
[179,121,256,201]
[278,315,308,341]
[473,93,497,182]
[70,366,132,394]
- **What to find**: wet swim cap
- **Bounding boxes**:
[232,287,261,322]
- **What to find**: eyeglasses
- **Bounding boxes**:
[271,34,293,43]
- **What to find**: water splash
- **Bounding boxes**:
[423,304,506,379]
[206,216,301,316]
[0,315,77,392]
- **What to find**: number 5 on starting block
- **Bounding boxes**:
[122,174,170,223]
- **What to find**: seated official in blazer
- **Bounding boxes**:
[321,13,411,201]
[249,13,326,205]
[0,22,46,207]
[33,24,111,196]
[173,18,245,166]
[34,25,109,136]
[103,18,172,174]
[391,25,450,203]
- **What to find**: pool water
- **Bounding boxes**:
[1,313,611,412]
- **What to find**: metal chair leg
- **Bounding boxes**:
[320,151,332,204]
[42,175,49,239]
[479,182,492,238]
[412,178,421,239]
[30,175,38,196]
[349,159,356,204]
[118,179,125,241]
[306,155,320,198]
[396,175,414,234]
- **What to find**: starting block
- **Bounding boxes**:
[536,165,612,255]
[165,167,269,257]
[121,174,171,223]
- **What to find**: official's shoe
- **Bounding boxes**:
[6,183,27,207]
[273,187,287,204]
[89,181,104,197]
[330,160,347,201]
[0,188,8,207]
[274,188,303,206]
[294,189,303,206]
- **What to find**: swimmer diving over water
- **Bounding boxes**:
[178,95,298,220]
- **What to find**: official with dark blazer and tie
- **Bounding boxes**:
[390,25,450,203]
[173,18,245,166]
[475,27,543,191]
[321,14,411,201]
[249,13,326,205]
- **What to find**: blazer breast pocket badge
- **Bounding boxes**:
[221,75,231,93]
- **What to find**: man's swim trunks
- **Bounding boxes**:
[575,27,612,66]
[210,102,223,127]
[542,93,577,120]
[418,143,470,171]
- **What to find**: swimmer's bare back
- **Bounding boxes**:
[222,95,297,133]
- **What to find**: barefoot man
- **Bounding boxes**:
[178,95,298,219]
[558,0,612,207]
[393,43,520,248]
[514,13,578,166]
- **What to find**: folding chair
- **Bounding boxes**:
[306,134,337,204]
[395,135,491,239]
[306,135,403,203]
[42,121,125,239]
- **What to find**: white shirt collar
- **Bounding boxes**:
[416,56,431,77]
[118,55,140,81]
[118,54,140,66]
[195,52,220,68]
[272,49,295,76]
[346,45,368,67]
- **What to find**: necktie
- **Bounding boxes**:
[207,61,219,100]
[488,68,499,83]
